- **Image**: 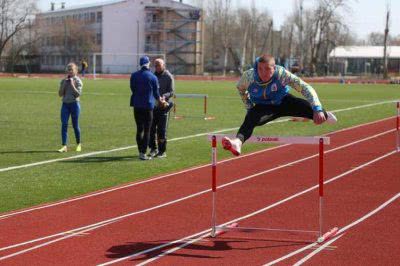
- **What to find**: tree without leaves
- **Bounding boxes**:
[35,16,99,61]
[192,0,355,76]
[0,0,37,60]
[281,1,356,73]
[306,0,349,76]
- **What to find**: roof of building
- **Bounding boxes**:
[41,0,126,14]
[40,0,199,15]
[145,0,199,10]
[329,46,400,59]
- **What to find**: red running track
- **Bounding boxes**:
[0,117,399,265]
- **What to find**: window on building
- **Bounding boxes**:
[90,12,95,22]
[97,12,102,23]
[96,55,102,65]
[96,32,102,45]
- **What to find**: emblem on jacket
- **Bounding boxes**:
[271,83,278,92]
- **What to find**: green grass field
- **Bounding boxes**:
[0,77,398,213]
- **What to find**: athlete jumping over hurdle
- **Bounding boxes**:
[222,54,337,156]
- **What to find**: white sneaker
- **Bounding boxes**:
[58,146,67,153]
[326,112,337,124]
[76,143,82,152]
[139,153,151,160]
[222,137,242,156]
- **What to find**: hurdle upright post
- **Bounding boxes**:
[173,95,177,119]
[211,135,217,237]
[204,95,208,120]
[396,102,399,152]
[319,137,324,237]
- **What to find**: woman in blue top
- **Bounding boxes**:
[58,63,83,152]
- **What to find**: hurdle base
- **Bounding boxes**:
[174,115,215,120]
[212,223,239,238]
[317,227,339,243]
[215,226,319,235]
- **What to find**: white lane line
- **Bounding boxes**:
[135,232,212,266]
[1,100,394,173]
[293,235,345,266]
[291,193,400,266]
[0,220,120,262]
[0,128,394,254]
[264,242,321,266]
[328,100,395,113]
[100,150,398,265]
[4,90,123,96]
[0,113,395,220]
[0,145,290,220]
[264,235,345,266]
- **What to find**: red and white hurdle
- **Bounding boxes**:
[173,94,215,120]
[396,101,399,152]
[207,134,338,243]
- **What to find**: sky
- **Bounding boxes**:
[37,0,400,40]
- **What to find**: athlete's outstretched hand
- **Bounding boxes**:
[313,111,327,125]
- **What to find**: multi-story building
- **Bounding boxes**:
[36,0,203,74]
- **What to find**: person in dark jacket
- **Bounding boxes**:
[148,58,175,158]
[130,56,164,160]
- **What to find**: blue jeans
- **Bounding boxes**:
[61,102,81,145]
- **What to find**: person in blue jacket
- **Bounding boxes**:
[222,54,337,156]
[130,56,165,160]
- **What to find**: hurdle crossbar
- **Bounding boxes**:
[208,134,330,145]
[208,134,333,242]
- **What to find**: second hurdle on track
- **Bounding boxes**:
[173,94,215,120]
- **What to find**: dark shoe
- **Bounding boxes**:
[156,152,167,158]
[148,149,158,157]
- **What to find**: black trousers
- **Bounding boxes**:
[149,104,172,153]
[237,94,326,143]
[134,107,153,154]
